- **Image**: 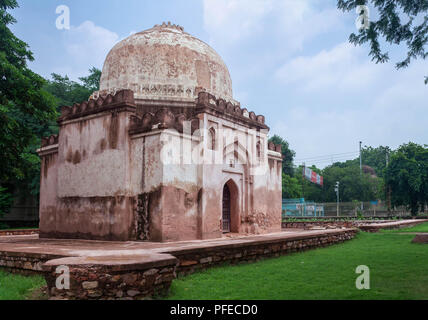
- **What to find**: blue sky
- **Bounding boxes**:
[10,0,428,168]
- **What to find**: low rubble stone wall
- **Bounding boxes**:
[1,229,358,300]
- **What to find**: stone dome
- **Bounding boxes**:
[98,22,233,102]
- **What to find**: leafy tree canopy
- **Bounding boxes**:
[385,142,428,215]
[44,67,101,111]
[0,0,57,186]
[361,145,391,177]
[338,0,428,83]
[269,135,296,176]
[79,67,101,93]
[282,173,302,199]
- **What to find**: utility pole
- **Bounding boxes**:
[302,163,305,200]
[359,141,363,213]
[386,150,391,212]
[335,181,340,217]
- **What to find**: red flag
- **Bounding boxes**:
[311,171,317,183]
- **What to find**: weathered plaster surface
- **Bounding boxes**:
[37,24,283,242]
[98,24,233,102]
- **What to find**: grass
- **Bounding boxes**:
[1,224,428,300]
[381,222,428,234]
[0,270,46,300]
[0,227,38,231]
[166,232,428,300]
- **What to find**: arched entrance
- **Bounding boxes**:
[222,180,239,234]
[222,184,231,233]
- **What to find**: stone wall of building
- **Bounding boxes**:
[38,91,138,241]
[38,89,283,242]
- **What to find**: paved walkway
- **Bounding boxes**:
[0,228,352,259]
[358,219,428,232]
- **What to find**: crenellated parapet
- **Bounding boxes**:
[268,141,282,153]
[41,135,59,148]
[58,89,136,123]
[196,92,268,129]
[129,108,200,135]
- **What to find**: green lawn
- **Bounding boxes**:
[1,227,428,300]
[166,232,428,300]
[381,222,428,233]
[0,270,46,300]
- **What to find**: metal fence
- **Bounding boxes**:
[282,199,325,217]
[321,201,425,217]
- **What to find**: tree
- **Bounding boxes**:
[361,145,391,177]
[79,67,101,93]
[282,173,302,199]
[268,135,297,199]
[21,68,102,196]
[338,0,428,83]
[385,142,428,215]
[268,135,296,176]
[0,186,12,219]
[299,162,382,203]
[44,67,101,111]
[0,0,57,188]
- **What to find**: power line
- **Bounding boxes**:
[293,155,360,167]
[296,155,359,165]
[304,158,358,165]
[300,156,360,165]
[295,151,359,162]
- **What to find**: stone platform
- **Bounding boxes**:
[412,234,428,244]
[358,219,428,232]
[0,229,39,236]
[0,228,357,300]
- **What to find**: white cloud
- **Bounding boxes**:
[203,0,273,43]
[203,0,343,53]
[273,2,343,52]
[275,42,383,92]
[203,0,427,167]
[57,21,119,80]
[271,58,428,167]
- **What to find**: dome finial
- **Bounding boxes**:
[155,22,184,32]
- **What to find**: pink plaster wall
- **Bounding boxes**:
[39,150,59,235]
[39,109,137,241]
[38,98,282,242]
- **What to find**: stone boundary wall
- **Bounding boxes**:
[282,221,353,230]
[0,251,62,275]
[358,220,427,232]
[282,219,428,231]
[412,235,428,244]
[0,229,39,236]
[169,229,358,276]
[43,254,178,300]
[0,229,358,299]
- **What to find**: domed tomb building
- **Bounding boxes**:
[37,23,283,242]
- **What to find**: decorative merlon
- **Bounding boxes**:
[129,109,200,135]
[196,92,268,129]
[58,89,135,123]
[41,135,59,148]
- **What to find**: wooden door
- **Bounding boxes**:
[222,184,231,233]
